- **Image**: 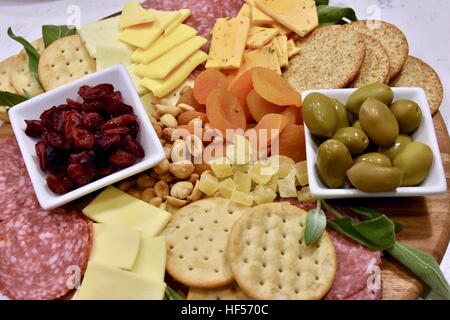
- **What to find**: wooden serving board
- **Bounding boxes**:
[1,114,449,300]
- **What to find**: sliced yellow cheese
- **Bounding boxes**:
[74,262,166,300]
[90,223,141,270]
[136,36,207,79]
[119,10,180,49]
[79,16,132,58]
[165,9,191,35]
[120,1,154,29]
[82,186,171,238]
[270,21,293,36]
[246,26,279,49]
[255,0,318,37]
[126,64,148,96]
[131,236,166,283]
[96,44,133,71]
[274,35,289,67]
[287,39,301,58]
[132,24,198,64]
[141,50,208,98]
[245,0,274,25]
[206,4,251,69]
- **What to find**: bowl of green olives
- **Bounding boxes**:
[302,84,447,198]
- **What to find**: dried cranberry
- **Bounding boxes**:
[67,162,96,187]
[66,98,83,110]
[95,134,121,150]
[47,174,74,194]
[128,122,139,138]
[82,101,107,113]
[73,128,95,149]
[107,102,133,116]
[69,150,95,164]
[109,91,123,104]
[43,131,70,150]
[25,120,45,137]
[64,111,82,142]
[82,112,104,131]
[122,135,145,158]
[36,141,47,171]
[108,149,136,168]
[78,84,114,101]
[103,127,129,135]
[95,166,114,178]
[45,146,67,171]
[50,110,65,133]
[40,106,56,127]
[102,114,137,130]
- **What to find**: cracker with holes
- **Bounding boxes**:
[227,202,337,300]
[10,51,44,96]
[38,34,96,91]
[0,55,19,122]
[188,282,250,300]
[162,198,248,289]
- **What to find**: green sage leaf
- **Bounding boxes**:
[0,90,28,108]
[315,0,329,5]
[351,215,396,250]
[305,200,327,246]
[351,207,403,233]
[42,25,77,48]
[164,286,184,300]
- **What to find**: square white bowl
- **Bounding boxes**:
[9,65,164,210]
[302,87,447,199]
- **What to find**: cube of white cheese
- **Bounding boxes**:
[74,262,166,300]
[82,186,171,238]
[90,223,141,270]
[131,236,166,283]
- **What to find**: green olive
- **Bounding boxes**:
[355,152,392,167]
[332,127,369,155]
[317,139,353,188]
[393,142,433,186]
[302,93,338,138]
[359,98,399,147]
[332,99,349,129]
[352,120,362,129]
[379,134,412,160]
[346,83,394,115]
[347,162,403,192]
[390,99,422,133]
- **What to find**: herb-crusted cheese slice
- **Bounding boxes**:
[119,10,180,49]
[246,26,279,49]
[245,0,274,25]
[119,1,154,29]
[287,39,301,58]
[255,0,318,37]
[141,50,208,98]
[274,35,289,67]
[206,4,251,69]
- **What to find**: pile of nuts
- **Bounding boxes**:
[117,87,209,213]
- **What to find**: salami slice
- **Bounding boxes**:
[0,137,93,300]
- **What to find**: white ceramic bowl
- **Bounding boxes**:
[302,87,447,199]
[9,65,164,210]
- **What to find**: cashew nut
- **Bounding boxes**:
[118,178,137,192]
[162,127,176,142]
[159,172,176,184]
[163,143,173,160]
[170,181,194,200]
[171,139,188,163]
[156,104,180,117]
[127,187,142,199]
[177,103,195,112]
[169,160,195,179]
[151,117,162,137]
[154,159,170,175]
[141,188,155,203]
[188,180,203,202]
[137,174,156,189]
[188,173,200,184]
[149,197,163,207]
[154,181,170,199]
[160,114,178,128]
[166,196,188,208]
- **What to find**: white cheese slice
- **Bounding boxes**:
[96,44,133,71]
[131,236,166,283]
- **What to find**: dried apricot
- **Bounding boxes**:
[177,87,205,112]
[229,69,254,121]
[248,113,287,151]
[276,124,306,162]
[246,89,285,122]
[193,69,229,105]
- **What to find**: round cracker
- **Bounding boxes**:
[227,202,337,300]
[10,51,44,96]
[188,283,250,300]
[38,34,96,91]
[344,20,409,79]
[162,198,248,289]
[32,38,45,55]
[0,55,19,123]
[351,35,390,88]
[390,56,443,115]
[283,25,365,93]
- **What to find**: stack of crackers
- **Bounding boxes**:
[283,20,444,115]
[163,198,337,300]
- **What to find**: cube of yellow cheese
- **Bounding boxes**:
[297,186,315,203]
[140,50,208,98]
[246,26,280,49]
[231,190,253,207]
[120,1,154,29]
[119,10,180,49]
[294,161,309,186]
[132,24,197,64]
[136,36,207,79]
[253,184,277,205]
[233,171,252,193]
[210,157,233,178]
[219,178,236,198]
[206,4,251,69]
[199,172,220,196]
[82,186,171,238]
[131,236,166,283]
[278,170,298,198]
[74,262,166,300]
[90,223,141,270]
[248,161,273,184]
[165,9,191,35]
[255,0,318,37]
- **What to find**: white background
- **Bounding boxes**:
[0,0,449,289]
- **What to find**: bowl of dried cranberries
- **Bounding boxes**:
[9,65,164,210]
